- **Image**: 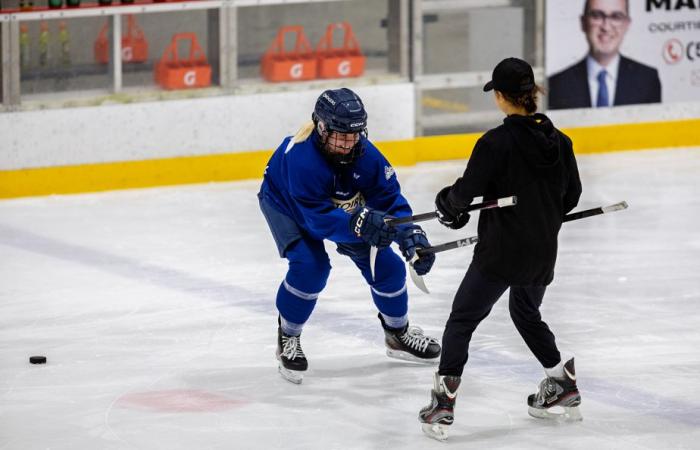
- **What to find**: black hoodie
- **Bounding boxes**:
[445,113,582,285]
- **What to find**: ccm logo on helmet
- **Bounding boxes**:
[350,122,365,128]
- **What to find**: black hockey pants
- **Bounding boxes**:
[438,263,561,377]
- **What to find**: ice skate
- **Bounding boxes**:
[378,314,441,363]
[527,358,582,421]
[419,372,461,441]
[276,325,308,384]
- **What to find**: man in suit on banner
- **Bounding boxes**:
[548,0,661,110]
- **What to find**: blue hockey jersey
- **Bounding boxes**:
[259,133,413,243]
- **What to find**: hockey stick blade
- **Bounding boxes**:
[409,263,430,294]
[387,196,517,226]
[563,201,628,223]
[371,246,429,293]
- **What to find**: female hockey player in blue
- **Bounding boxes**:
[258,88,441,384]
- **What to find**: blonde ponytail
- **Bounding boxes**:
[292,120,316,143]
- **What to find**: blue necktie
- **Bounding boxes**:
[596,70,609,107]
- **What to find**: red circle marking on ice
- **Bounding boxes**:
[117,389,246,413]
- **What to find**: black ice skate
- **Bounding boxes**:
[419,372,461,441]
[527,357,582,421]
[276,325,308,384]
[378,313,441,363]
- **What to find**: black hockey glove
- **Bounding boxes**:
[435,186,470,230]
[350,207,397,248]
[398,225,435,276]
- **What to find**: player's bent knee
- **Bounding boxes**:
[373,249,406,283]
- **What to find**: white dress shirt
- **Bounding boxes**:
[587,54,619,107]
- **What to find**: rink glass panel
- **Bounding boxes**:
[121,10,213,90]
[421,1,538,74]
[421,86,510,136]
[418,0,539,136]
[19,17,111,99]
[236,0,390,81]
[1,25,4,101]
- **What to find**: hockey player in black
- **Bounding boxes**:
[419,57,583,441]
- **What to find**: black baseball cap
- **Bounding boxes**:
[483,57,535,94]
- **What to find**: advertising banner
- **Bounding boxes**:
[546,0,700,110]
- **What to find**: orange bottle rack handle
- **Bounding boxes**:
[316,21,362,55]
[159,32,208,65]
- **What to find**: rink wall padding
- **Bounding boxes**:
[1,118,699,199]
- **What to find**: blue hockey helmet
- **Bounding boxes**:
[312,88,367,165]
[312,88,368,133]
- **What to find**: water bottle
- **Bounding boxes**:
[38,21,49,67]
[20,25,30,69]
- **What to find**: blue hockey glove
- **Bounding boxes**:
[435,186,470,230]
[398,225,435,276]
[350,207,397,248]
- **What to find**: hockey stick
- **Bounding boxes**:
[369,195,517,283]
[415,236,480,257]
[562,201,628,222]
[406,235,480,294]
[414,201,629,258]
[386,196,517,226]
[408,201,628,293]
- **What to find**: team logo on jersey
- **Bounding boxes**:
[331,192,365,214]
[384,165,395,180]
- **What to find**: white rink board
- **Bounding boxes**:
[0,83,414,170]
[0,147,699,449]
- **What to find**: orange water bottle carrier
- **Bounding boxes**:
[154,33,212,90]
[94,15,148,64]
[315,21,365,79]
[261,25,317,82]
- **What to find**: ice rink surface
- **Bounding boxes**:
[1,147,699,449]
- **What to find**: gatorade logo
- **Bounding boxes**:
[290,63,303,79]
[338,60,351,76]
[184,71,197,86]
[122,46,133,62]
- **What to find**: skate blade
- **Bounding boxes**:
[528,405,582,422]
[278,364,304,384]
[386,349,439,365]
[421,423,449,441]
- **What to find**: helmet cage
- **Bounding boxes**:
[312,88,368,166]
[314,118,367,166]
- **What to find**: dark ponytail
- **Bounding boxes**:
[501,85,545,114]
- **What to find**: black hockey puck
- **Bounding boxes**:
[29,356,47,364]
